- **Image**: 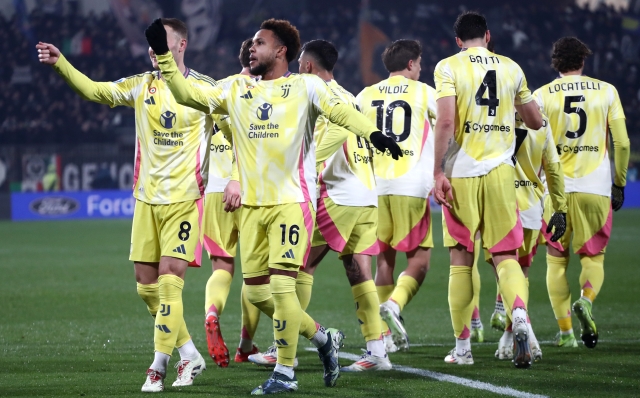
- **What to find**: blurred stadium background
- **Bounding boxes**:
[0,0,639,221]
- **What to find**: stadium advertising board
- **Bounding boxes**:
[11,190,134,221]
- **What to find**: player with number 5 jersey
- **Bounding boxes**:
[534,37,630,350]
[357,40,437,354]
[433,11,543,369]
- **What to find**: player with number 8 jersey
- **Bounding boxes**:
[433,11,543,368]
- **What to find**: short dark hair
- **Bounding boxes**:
[161,18,188,40]
[239,38,252,68]
[551,37,592,73]
[300,40,339,72]
[453,11,487,42]
[260,19,301,63]
[381,40,422,73]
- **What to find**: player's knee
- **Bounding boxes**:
[270,274,297,294]
[244,283,272,305]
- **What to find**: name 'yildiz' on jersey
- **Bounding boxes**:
[512,114,559,230]
[534,75,625,197]
[434,46,534,178]
[357,75,437,199]
[315,80,377,207]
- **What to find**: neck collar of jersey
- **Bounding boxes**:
[157,67,190,80]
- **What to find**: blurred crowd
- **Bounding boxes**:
[1,2,639,152]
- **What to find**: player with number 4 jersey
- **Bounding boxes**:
[535,37,630,349]
[357,40,436,354]
[433,11,544,369]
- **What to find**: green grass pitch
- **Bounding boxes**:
[1,210,639,397]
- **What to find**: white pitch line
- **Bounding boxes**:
[305,348,548,398]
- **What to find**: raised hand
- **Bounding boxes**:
[36,42,61,65]
[145,18,169,55]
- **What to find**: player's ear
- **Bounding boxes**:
[180,38,187,53]
[455,37,464,49]
[485,30,491,45]
[277,44,287,61]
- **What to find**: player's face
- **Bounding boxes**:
[149,26,185,70]
[249,30,281,76]
[297,51,312,74]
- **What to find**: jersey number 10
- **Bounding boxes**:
[371,100,413,143]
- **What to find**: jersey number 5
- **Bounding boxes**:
[475,70,500,116]
[563,95,587,139]
[371,100,412,142]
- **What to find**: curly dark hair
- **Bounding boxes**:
[301,40,339,71]
[382,39,422,73]
[551,37,592,73]
[453,11,487,42]
[260,19,301,63]
[238,38,253,68]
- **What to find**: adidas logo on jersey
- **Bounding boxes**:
[281,249,295,259]
[173,244,186,254]
[144,96,156,105]
[240,91,253,99]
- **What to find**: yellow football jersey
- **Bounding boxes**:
[513,114,559,229]
[357,76,436,198]
[434,47,533,178]
[52,54,214,204]
[534,75,625,197]
[156,52,377,208]
[315,80,376,207]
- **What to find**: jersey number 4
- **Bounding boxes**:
[475,70,500,116]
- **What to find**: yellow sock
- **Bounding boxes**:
[296,271,314,311]
[496,259,528,311]
[270,275,302,367]
[205,269,233,314]
[352,281,382,342]
[240,283,262,340]
[390,275,420,311]
[471,239,481,313]
[579,254,604,303]
[154,275,186,355]
[448,266,474,339]
[546,254,572,323]
[244,283,274,318]
[377,284,394,334]
[176,319,191,347]
[137,282,159,317]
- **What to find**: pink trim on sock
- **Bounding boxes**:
[394,201,431,252]
[471,306,480,319]
[315,322,322,331]
[459,325,471,339]
[566,309,572,316]
[203,234,232,258]
[241,326,251,340]
[489,209,524,253]
[541,219,565,252]
[207,304,219,315]
[512,295,527,310]
[577,206,612,256]
[496,294,503,302]
[442,206,473,251]
[526,316,531,324]
[582,280,593,289]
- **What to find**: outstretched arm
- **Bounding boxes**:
[37,42,134,107]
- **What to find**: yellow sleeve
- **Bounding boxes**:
[52,54,137,107]
[212,114,239,181]
[316,120,349,165]
[542,127,567,213]
[327,103,378,139]
[156,52,227,115]
[609,118,630,187]
[514,65,533,105]
[608,86,626,122]
[433,60,456,100]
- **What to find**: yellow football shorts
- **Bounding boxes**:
[312,196,379,257]
[202,192,240,258]
[377,195,433,252]
[443,164,523,253]
[239,202,315,278]
[541,192,611,255]
[485,228,540,267]
[130,198,203,266]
